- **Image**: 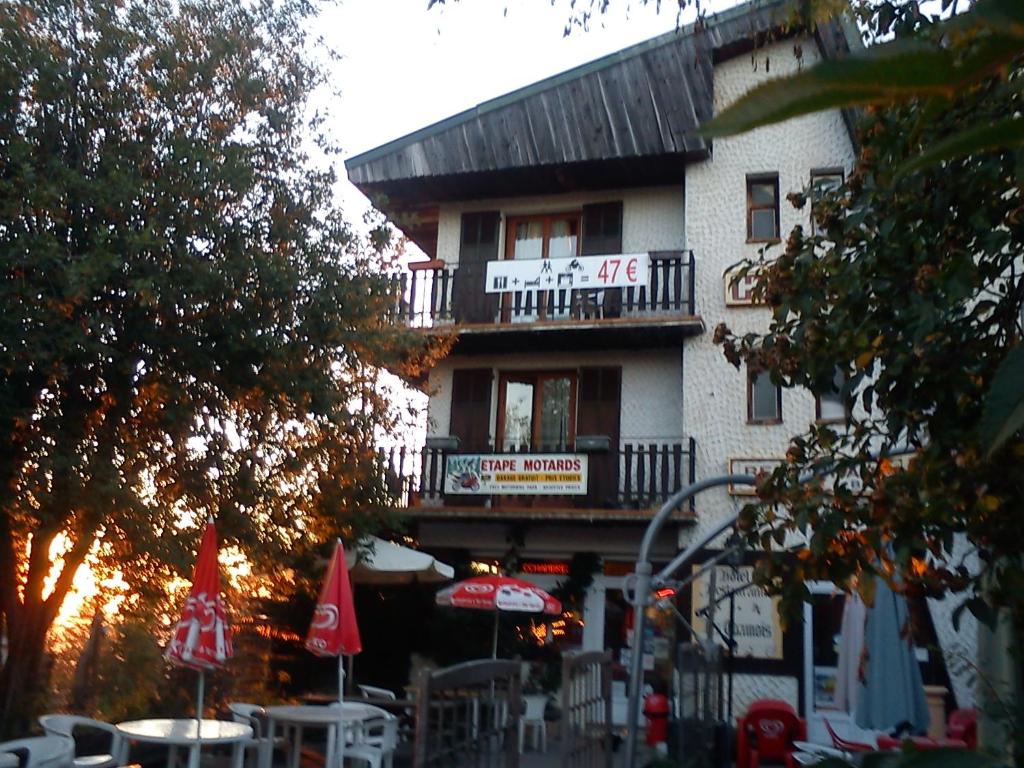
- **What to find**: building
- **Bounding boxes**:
[345,0,975,739]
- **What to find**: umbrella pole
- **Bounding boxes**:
[338,654,345,704]
[196,668,205,737]
[491,612,499,659]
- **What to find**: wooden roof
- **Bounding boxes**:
[346,0,857,254]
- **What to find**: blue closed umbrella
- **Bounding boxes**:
[855,578,930,734]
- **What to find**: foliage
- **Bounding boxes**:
[707,0,1024,755]
[714,11,1024,601]
[551,551,602,610]
[705,0,1024,454]
[0,0,444,734]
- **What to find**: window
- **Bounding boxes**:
[506,213,580,262]
[502,213,581,320]
[815,368,847,423]
[748,369,782,423]
[810,169,844,235]
[747,174,780,242]
[497,371,577,451]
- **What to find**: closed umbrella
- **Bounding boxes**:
[854,579,930,734]
[435,575,562,658]
[834,592,866,714]
[165,517,233,733]
[306,539,362,702]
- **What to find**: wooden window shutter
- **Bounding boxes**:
[576,367,621,507]
[581,201,623,255]
[581,202,624,317]
[453,212,500,323]
[449,368,493,451]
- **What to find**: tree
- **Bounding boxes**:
[0,0,442,734]
[704,0,1024,758]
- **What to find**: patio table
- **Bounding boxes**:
[263,704,376,768]
[115,719,251,768]
[0,753,17,768]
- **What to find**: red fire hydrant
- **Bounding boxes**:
[643,692,670,746]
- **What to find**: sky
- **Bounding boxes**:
[319,0,737,227]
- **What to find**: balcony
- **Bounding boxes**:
[394,251,702,353]
[381,438,696,521]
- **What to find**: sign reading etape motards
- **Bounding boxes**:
[484,254,649,294]
[444,454,589,495]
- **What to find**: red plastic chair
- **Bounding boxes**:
[823,718,876,754]
[736,700,807,768]
[947,708,977,750]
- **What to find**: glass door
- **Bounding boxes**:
[498,372,575,452]
[503,214,580,322]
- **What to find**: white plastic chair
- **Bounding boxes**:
[0,736,74,768]
[357,686,396,702]
[324,701,376,764]
[518,694,547,753]
[228,703,287,768]
[37,716,119,768]
[346,715,398,768]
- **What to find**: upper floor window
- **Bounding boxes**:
[497,371,577,451]
[747,174,780,242]
[810,168,844,235]
[748,368,782,424]
[506,213,581,262]
[815,367,847,423]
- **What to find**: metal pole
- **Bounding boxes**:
[196,669,205,738]
[491,612,500,659]
[704,567,717,723]
[338,654,344,704]
[624,445,914,766]
[624,474,755,766]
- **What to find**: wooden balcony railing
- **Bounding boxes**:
[393,251,695,327]
[380,438,697,514]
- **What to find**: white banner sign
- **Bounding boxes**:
[444,454,588,495]
[484,254,649,294]
[691,565,783,659]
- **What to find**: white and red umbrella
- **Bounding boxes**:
[306,539,362,702]
[165,517,233,729]
[435,575,562,658]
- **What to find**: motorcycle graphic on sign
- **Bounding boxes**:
[445,454,483,493]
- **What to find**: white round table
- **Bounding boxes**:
[116,719,251,768]
[263,704,377,768]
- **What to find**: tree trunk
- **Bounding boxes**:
[0,603,51,738]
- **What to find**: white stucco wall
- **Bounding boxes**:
[682,38,855,541]
[426,348,683,446]
[683,38,975,711]
[435,185,685,266]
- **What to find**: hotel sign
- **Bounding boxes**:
[691,564,783,659]
[485,254,649,294]
[724,263,766,306]
[728,457,785,495]
[444,454,588,495]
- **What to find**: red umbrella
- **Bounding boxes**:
[306,539,361,702]
[165,517,232,728]
[435,575,562,657]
